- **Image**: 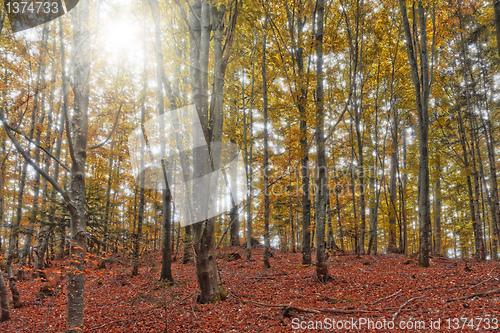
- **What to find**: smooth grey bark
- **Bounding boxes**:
[467,113,486,260]
[131,37,147,276]
[244,36,256,260]
[102,141,115,254]
[456,14,486,260]
[148,0,174,282]
[433,153,442,256]
[399,0,432,267]
[229,141,240,247]
[0,268,9,322]
[262,13,271,269]
[400,118,408,254]
[483,96,500,258]
[457,109,482,260]
[283,2,312,264]
[297,21,312,266]
[494,0,500,58]
[314,0,328,282]
[388,101,398,253]
[18,88,46,279]
[34,41,60,275]
[189,0,236,303]
[0,137,5,255]
[0,13,4,35]
[65,1,91,330]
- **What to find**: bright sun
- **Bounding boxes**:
[99,2,143,66]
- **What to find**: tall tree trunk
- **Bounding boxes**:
[314,0,328,282]
[401,119,408,254]
[494,0,500,58]
[262,14,271,269]
[0,268,9,322]
[244,40,256,260]
[388,103,398,253]
[148,0,174,281]
[468,113,486,260]
[103,141,115,254]
[399,0,433,267]
[18,94,46,279]
[66,1,91,330]
[287,11,312,266]
[331,155,345,251]
[229,139,240,247]
[433,153,442,256]
[188,0,233,303]
[35,40,60,275]
[131,46,147,276]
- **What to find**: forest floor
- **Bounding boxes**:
[1,248,500,332]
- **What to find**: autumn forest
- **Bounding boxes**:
[1,0,500,331]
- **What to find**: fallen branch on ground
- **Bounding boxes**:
[446,288,500,302]
[392,296,427,322]
[231,290,375,317]
[371,289,402,305]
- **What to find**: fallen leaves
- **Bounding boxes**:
[0,250,499,332]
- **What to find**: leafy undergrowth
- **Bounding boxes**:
[1,249,500,332]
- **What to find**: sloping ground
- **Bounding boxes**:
[1,249,499,332]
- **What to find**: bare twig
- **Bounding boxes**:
[392,296,427,321]
[87,102,123,150]
[231,290,375,315]
[468,267,498,289]
[174,292,197,307]
[371,289,402,305]
[0,108,71,205]
[447,288,500,302]
[2,121,70,172]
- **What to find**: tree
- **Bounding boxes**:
[187,0,237,303]
[1,0,92,329]
[398,0,433,267]
[494,0,500,58]
[148,0,174,282]
[262,13,271,269]
[314,0,328,282]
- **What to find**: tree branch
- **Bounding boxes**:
[87,102,123,150]
[0,108,72,206]
[0,12,5,35]
[2,120,71,172]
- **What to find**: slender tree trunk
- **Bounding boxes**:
[229,139,240,247]
[148,0,174,281]
[131,51,147,276]
[287,13,312,266]
[66,1,91,330]
[189,0,231,303]
[401,119,408,254]
[433,153,442,256]
[103,141,115,254]
[399,0,432,267]
[494,0,500,58]
[35,42,60,275]
[0,268,9,322]
[388,104,398,253]
[244,34,257,260]
[262,14,271,269]
[314,0,328,281]
[18,97,46,279]
[331,155,344,251]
